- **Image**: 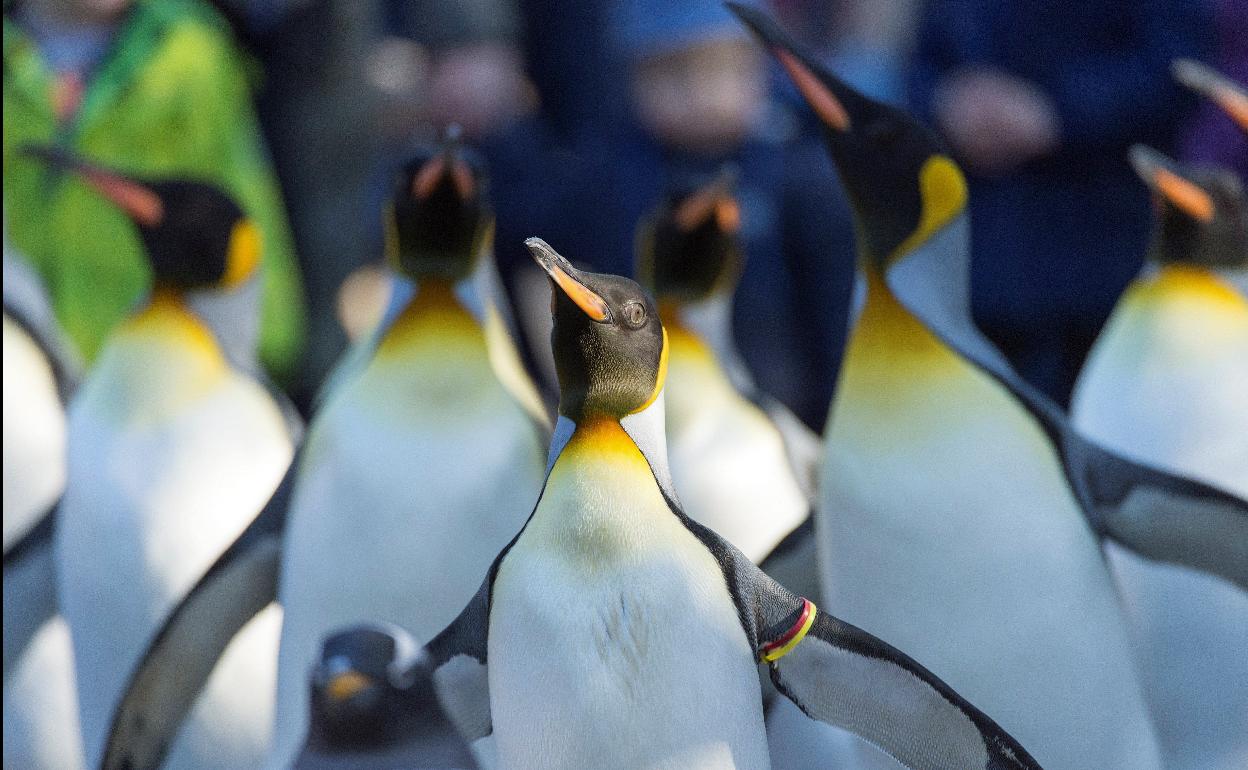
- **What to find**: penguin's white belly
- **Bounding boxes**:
[58,375,291,768]
[1073,300,1248,769]
[270,375,545,767]
[2,315,66,548]
[2,616,85,770]
[821,364,1161,770]
[667,394,808,563]
[489,436,769,770]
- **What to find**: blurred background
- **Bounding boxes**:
[4,0,1242,428]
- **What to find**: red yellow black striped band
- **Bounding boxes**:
[761,598,817,662]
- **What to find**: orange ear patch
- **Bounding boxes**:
[412,157,447,200]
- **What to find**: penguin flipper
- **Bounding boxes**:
[1070,439,1248,590]
[2,508,57,675]
[100,461,297,770]
[754,587,1041,770]
[425,580,493,744]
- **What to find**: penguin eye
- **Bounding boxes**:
[621,300,647,328]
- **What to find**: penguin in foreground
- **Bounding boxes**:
[635,170,818,581]
[3,239,85,770]
[1071,147,1248,770]
[25,146,296,770]
[293,625,478,769]
[731,4,1248,768]
[268,136,549,767]
[402,237,1039,770]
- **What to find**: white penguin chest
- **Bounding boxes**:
[488,422,770,770]
[2,315,66,547]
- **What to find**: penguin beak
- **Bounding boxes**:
[324,669,373,703]
[675,168,742,233]
[1129,145,1215,223]
[728,2,851,132]
[412,124,476,202]
[526,237,612,322]
[20,144,164,227]
[1172,59,1248,132]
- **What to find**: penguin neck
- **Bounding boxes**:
[547,394,678,504]
[93,289,231,416]
[374,276,485,365]
[1129,262,1248,313]
[838,265,962,393]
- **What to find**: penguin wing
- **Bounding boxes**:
[2,509,57,675]
[424,580,493,744]
[100,460,297,770]
[709,522,1040,770]
[1068,437,1248,590]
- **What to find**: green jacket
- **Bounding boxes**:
[3,0,305,379]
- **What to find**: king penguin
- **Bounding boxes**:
[728,6,1242,769]
[634,170,817,570]
[267,136,550,768]
[25,146,296,770]
[401,236,1040,770]
[3,235,86,770]
[1071,146,1248,770]
[293,624,479,769]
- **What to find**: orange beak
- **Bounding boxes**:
[1173,59,1248,132]
[22,144,163,226]
[526,237,611,322]
[1129,145,1215,223]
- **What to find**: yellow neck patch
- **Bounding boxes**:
[888,155,967,266]
[120,291,225,368]
[1131,264,1248,312]
[559,416,648,465]
[374,279,483,363]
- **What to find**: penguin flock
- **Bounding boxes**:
[3,6,1246,770]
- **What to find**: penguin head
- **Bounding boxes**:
[636,167,744,307]
[386,127,492,282]
[309,625,416,747]
[21,145,259,293]
[528,237,668,421]
[729,3,965,269]
[1130,146,1248,269]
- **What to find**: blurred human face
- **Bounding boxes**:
[633,37,765,156]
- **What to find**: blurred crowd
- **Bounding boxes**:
[3,0,1242,424]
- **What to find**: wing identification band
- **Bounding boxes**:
[761,598,817,662]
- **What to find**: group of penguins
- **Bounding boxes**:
[4,7,1247,770]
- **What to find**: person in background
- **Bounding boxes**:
[911,0,1210,405]
[3,0,306,383]
[1180,0,1247,177]
[488,0,858,428]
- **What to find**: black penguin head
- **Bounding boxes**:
[21,145,258,293]
[1130,146,1248,269]
[729,3,966,269]
[636,167,744,306]
[527,238,668,421]
[386,128,492,282]
[308,625,413,748]
[1172,59,1248,133]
